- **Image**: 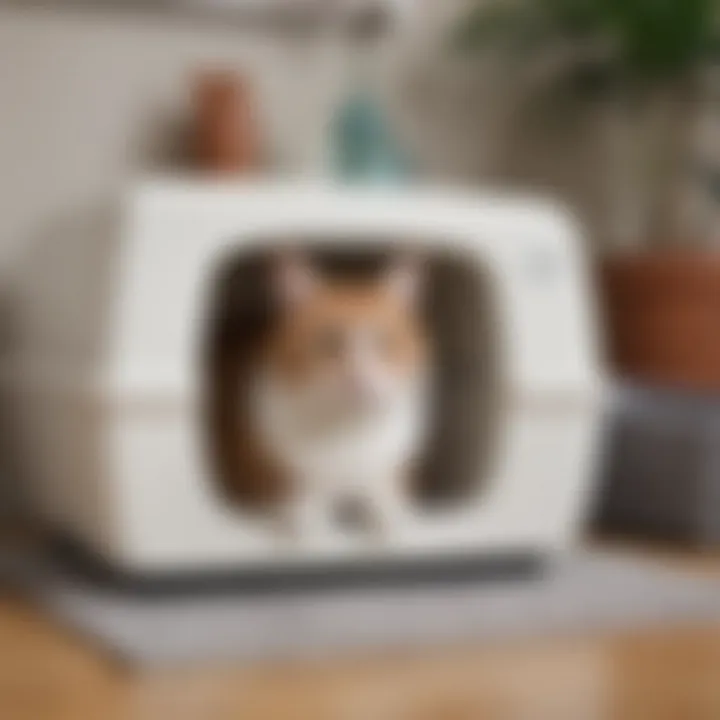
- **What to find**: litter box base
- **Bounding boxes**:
[48,535,547,598]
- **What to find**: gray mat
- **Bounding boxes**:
[14,552,720,666]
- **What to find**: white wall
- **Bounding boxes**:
[0,6,350,264]
[0,1,644,268]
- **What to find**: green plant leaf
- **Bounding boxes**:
[706,31,720,62]
[451,1,536,52]
[453,0,720,86]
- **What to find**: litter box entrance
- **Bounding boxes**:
[204,239,501,517]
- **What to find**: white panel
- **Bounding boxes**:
[109,181,601,402]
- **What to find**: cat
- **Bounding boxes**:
[247,252,432,542]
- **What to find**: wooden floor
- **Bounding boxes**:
[2,546,720,720]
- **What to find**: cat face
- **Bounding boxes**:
[265,254,429,419]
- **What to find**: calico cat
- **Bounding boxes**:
[246,252,432,541]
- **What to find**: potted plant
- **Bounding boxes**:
[454,0,720,391]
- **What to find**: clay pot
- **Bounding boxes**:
[600,252,720,393]
[194,71,260,174]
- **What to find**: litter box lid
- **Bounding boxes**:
[10,179,604,407]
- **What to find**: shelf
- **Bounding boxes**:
[6,0,406,30]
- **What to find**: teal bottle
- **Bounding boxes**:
[332,87,410,185]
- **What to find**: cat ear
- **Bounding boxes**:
[384,255,424,308]
[274,253,319,309]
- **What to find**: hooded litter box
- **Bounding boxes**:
[11,181,604,578]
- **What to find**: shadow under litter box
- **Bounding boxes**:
[5,547,720,666]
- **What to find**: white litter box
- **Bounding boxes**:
[10,180,604,577]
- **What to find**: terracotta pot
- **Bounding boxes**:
[194,71,260,174]
[600,252,720,393]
